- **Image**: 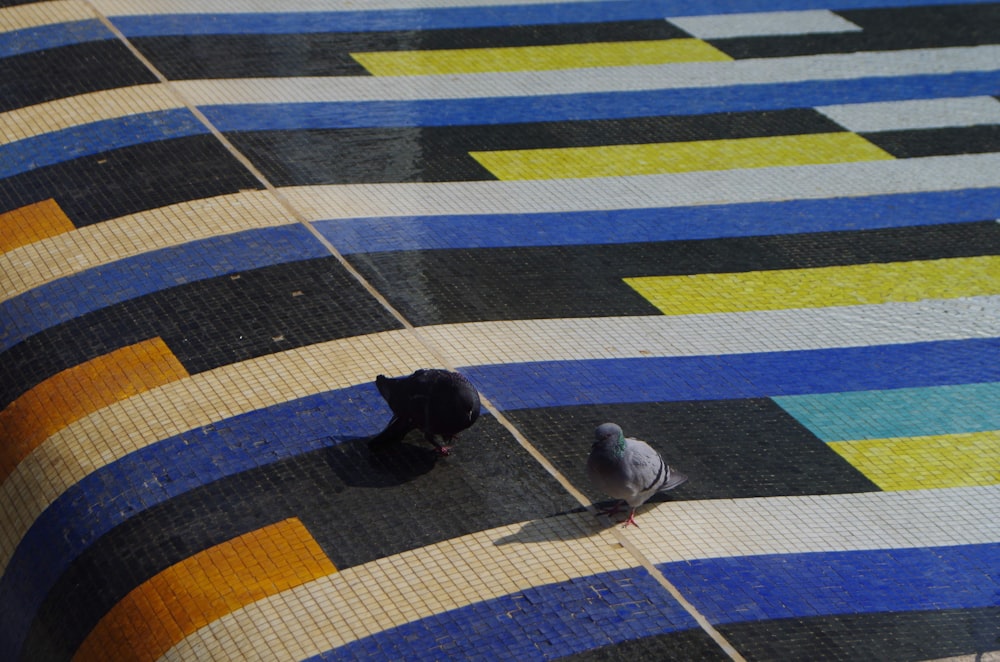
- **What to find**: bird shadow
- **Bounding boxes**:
[321,435,439,488]
[492,506,612,546]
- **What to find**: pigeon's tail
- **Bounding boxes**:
[375,374,393,401]
[661,467,688,492]
[368,415,412,453]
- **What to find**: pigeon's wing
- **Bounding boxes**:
[376,373,417,416]
[620,439,672,506]
[660,466,688,492]
[422,371,481,438]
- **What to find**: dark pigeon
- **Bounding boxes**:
[369,369,481,455]
[586,422,687,527]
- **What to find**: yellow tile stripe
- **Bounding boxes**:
[351,38,730,76]
[72,517,337,662]
[0,337,188,484]
[829,431,1000,491]
[625,255,1000,315]
[471,132,893,180]
[0,199,75,254]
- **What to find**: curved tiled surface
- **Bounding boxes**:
[1,1,999,660]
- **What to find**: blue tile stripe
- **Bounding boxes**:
[309,568,699,661]
[0,383,387,661]
[0,20,111,59]
[462,339,1000,411]
[774,382,1000,442]
[315,189,1000,254]
[204,72,1000,131]
[6,72,999,176]
[0,109,208,180]
[2,338,995,657]
[0,225,330,354]
[660,544,1000,624]
[109,0,995,37]
[3,191,995,356]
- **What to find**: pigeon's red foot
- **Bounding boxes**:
[435,445,452,456]
[620,509,639,528]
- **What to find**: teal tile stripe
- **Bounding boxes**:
[774,382,1000,441]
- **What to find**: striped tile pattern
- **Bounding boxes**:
[1,1,998,661]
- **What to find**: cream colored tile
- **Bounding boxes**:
[0,0,95,33]
[0,330,439,574]
[0,191,293,302]
[161,512,633,661]
[0,85,180,145]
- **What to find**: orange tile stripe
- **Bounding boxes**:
[73,517,337,662]
[0,199,75,253]
[0,337,188,484]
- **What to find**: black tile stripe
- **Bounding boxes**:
[563,629,731,661]
[21,415,580,662]
[718,607,1000,662]
[707,3,1000,59]
[0,136,263,226]
[505,400,879,507]
[0,41,156,112]
[347,221,1000,325]
[0,257,402,409]
[228,109,845,186]
[566,608,1000,661]
[131,20,688,79]
[863,125,1000,159]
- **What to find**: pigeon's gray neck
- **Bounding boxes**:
[613,432,626,458]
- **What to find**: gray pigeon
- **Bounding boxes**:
[369,369,481,456]
[586,422,687,527]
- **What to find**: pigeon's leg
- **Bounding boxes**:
[425,432,452,456]
[620,507,639,528]
[369,416,411,453]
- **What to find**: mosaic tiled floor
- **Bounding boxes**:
[2,1,999,660]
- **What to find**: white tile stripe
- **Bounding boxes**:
[3,298,997,575]
[286,153,1000,219]
[92,0,595,15]
[631,485,1000,564]
[0,1,96,34]
[159,485,1000,661]
[173,46,1000,104]
[818,96,1000,132]
[422,299,1000,367]
[667,10,861,39]
[0,191,295,303]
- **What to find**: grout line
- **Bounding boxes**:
[85,5,422,330]
[88,7,745,659]
[612,527,748,662]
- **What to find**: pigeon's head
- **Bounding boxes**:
[594,423,624,445]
